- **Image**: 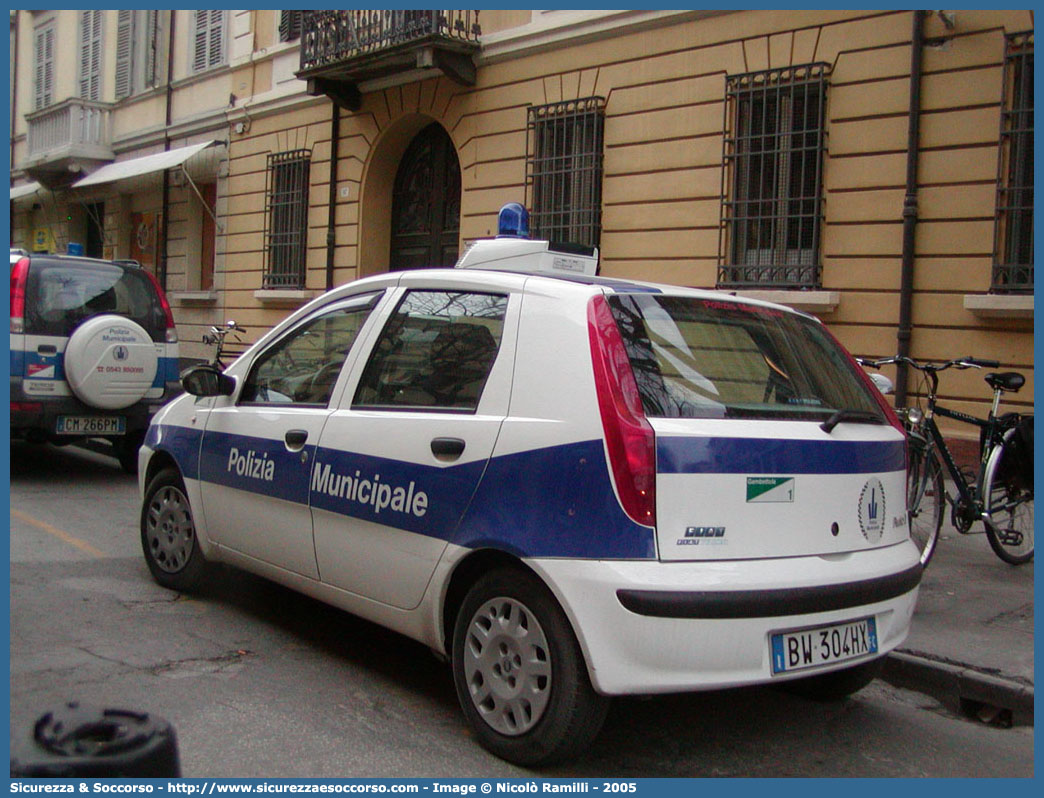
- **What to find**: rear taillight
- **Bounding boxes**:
[588,294,656,527]
[11,402,43,413]
[10,256,30,333]
[141,268,178,343]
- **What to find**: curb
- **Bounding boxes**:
[883,650,1034,726]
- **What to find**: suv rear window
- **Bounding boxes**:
[23,259,167,340]
[608,294,883,422]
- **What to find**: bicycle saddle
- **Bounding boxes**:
[984,371,1025,392]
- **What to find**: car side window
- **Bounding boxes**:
[239,293,380,406]
[353,290,508,412]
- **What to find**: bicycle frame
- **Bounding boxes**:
[916,373,1011,529]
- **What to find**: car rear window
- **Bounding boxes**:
[608,293,883,422]
[23,259,167,339]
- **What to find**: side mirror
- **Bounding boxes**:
[181,364,235,397]
[869,372,894,395]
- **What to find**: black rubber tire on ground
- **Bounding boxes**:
[983,439,1034,565]
[781,657,884,702]
[115,430,146,475]
[451,568,610,766]
[906,443,944,567]
[140,467,208,591]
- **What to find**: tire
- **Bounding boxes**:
[451,568,610,766]
[781,657,884,702]
[906,442,943,567]
[115,430,145,475]
[140,467,208,591]
[983,439,1034,565]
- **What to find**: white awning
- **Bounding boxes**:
[71,140,221,189]
[10,182,42,201]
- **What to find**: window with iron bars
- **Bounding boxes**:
[526,97,605,249]
[264,150,311,289]
[992,32,1033,294]
[719,64,829,289]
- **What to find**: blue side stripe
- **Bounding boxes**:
[657,436,905,475]
[454,439,656,559]
[150,424,656,560]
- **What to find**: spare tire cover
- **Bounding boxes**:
[64,315,159,410]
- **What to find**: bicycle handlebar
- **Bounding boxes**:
[858,355,1000,371]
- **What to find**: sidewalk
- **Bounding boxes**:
[882,519,1035,725]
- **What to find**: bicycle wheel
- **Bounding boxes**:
[982,437,1034,565]
[906,439,943,567]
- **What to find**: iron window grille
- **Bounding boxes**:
[264,150,311,289]
[992,32,1033,294]
[718,64,829,289]
[526,97,606,249]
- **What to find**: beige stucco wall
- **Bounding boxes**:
[10,9,1033,430]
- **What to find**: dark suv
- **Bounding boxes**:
[10,252,181,472]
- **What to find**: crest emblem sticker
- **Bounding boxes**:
[858,478,886,543]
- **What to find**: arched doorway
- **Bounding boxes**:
[389,122,461,269]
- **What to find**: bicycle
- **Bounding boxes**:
[859,355,1033,567]
[202,320,246,368]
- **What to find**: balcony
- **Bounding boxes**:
[298,10,481,111]
[23,98,114,188]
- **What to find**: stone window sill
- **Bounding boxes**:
[729,290,841,315]
[963,294,1033,320]
[170,291,217,305]
[253,289,318,306]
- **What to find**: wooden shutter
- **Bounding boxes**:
[279,11,302,42]
[34,24,55,109]
[193,10,224,72]
[143,10,159,87]
[114,10,134,99]
[79,11,102,101]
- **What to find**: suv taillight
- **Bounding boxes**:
[588,294,656,527]
[10,256,30,334]
[141,268,178,343]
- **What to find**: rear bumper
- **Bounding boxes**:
[529,541,921,695]
[10,377,180,439]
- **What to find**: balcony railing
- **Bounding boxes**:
[26,98,113,161]
[300,10,481,73]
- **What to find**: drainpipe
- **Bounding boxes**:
[895,9,926,407]
[325,102,340,291]
[160,10,176,290]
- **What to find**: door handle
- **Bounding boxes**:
[431,437,465,460]
[285,429,309,451]
[37,345,57,355]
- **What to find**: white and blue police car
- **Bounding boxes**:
[139,204,920,765]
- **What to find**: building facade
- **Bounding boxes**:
[10,9,1034,445]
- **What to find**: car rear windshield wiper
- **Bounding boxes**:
[819,409,883,434]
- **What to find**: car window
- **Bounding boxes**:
[24,260,166,338]
[239,293,380,406]
[608,294,883,422]
[353,290,508,412]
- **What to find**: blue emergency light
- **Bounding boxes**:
[496,202,530,238]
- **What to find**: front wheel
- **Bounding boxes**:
[906,441,944,567]
[140,467,209,590]
[983,439,1034,565]
[451,568,609,766]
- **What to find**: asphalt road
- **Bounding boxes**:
[8,442,1035,778]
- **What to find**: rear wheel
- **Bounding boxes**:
[782,657,884,701]
[906,441,944,567]
[451,568,609,766]
[983,440,1034,565]
[114,430,145,474]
